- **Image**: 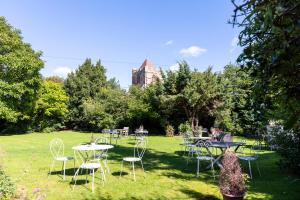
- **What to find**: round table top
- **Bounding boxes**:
[72,144,114,151]
[190,136,212,140]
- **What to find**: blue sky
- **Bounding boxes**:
[0,0,241,88]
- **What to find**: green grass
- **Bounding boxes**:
[0,131,299,199]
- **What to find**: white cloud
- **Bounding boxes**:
[164,40,174,46]
[169,63,179,71]
[179,46,207,57]
[230,36,239,53]
[53,66,72,78]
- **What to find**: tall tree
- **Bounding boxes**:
[182,68,222,131]
[0,17,43,131]
[64,58,107,129]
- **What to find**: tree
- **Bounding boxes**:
[64,58,107,129]
[45,76,64,84]
[218,64,267,135]
[34,80,68,131]
[0,17,43,131]
[161,62,222,132]
[182,68,222,131]
[231,0,300,128]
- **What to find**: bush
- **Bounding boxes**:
[219,149,246,197]
[165,124,174,137]
[0,167,16,199]
[271,126,300,174]
[178,121,192,135]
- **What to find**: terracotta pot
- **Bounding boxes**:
[222,193,244,200]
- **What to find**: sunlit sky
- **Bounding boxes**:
[0,0,242,88]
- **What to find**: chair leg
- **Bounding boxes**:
[85,169,88,184]
[256,161,261,176]
[132,161,136,181]
[72,168,81,191]
[63,161,66,180]
[211,160,215,180]
[49,160,55,175]
[104,159,110,173]
[197,159,200,177]
[120,160,124,177]
[99,163,106,184]
[73,159,76,174]
[92,169,95,193]
[140,160,144,172]
[248,160,252,179]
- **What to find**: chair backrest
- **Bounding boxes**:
[73,148,86,164]
[221,132,232,142]
[49,138,64,159]
[122,127,129,135]
[95,137,109,144]
[134,140,147,159]
[195,141,212,157]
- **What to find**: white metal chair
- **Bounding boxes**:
[72,148,106,193]
[122,127,129,136]
[49,138,74,180]
[238,144,261,179]
[120,140,146,181]
[94,137,110,173]
[195,141,215,179]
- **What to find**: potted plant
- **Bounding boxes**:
[219,149,246,200]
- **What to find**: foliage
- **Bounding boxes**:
[165,124,174,137]
[178,121,192,134]
[218,64,267,135]
[34,80,68,132]
[271,126,300,174]
[0,167,16,199]
[45,76,64,84]
[82,86,128,131]
[219,149,246,196]
[231,0,300,128]
[64,58,107,130]
[161,62,222,132]
[126,85,163,133]
[0,17,43,131]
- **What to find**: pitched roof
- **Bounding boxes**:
[139,59,156,71]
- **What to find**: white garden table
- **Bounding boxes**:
[72,144,114,163]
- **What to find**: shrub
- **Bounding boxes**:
[165,124,174,137]
[0,167,16,199]
[219,149,246,197]
[271,126,300,174]
[178,121,192,135]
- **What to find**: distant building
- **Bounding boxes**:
[132,59,162,87]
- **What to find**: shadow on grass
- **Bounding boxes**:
[180,188,220,200]
[111,171,128,176]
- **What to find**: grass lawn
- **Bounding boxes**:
[0,131,299,199]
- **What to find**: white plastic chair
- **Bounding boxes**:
[195,141,215,179]
[49,138,74,180]
[238,144,261,179]
[72,148,106,193]
[120,140,146,181]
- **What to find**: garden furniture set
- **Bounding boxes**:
[48,129,148,192]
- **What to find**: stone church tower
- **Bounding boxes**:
[132,59,162,87]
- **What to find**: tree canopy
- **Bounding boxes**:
[0,17,43,131]
[231,0,300,128]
